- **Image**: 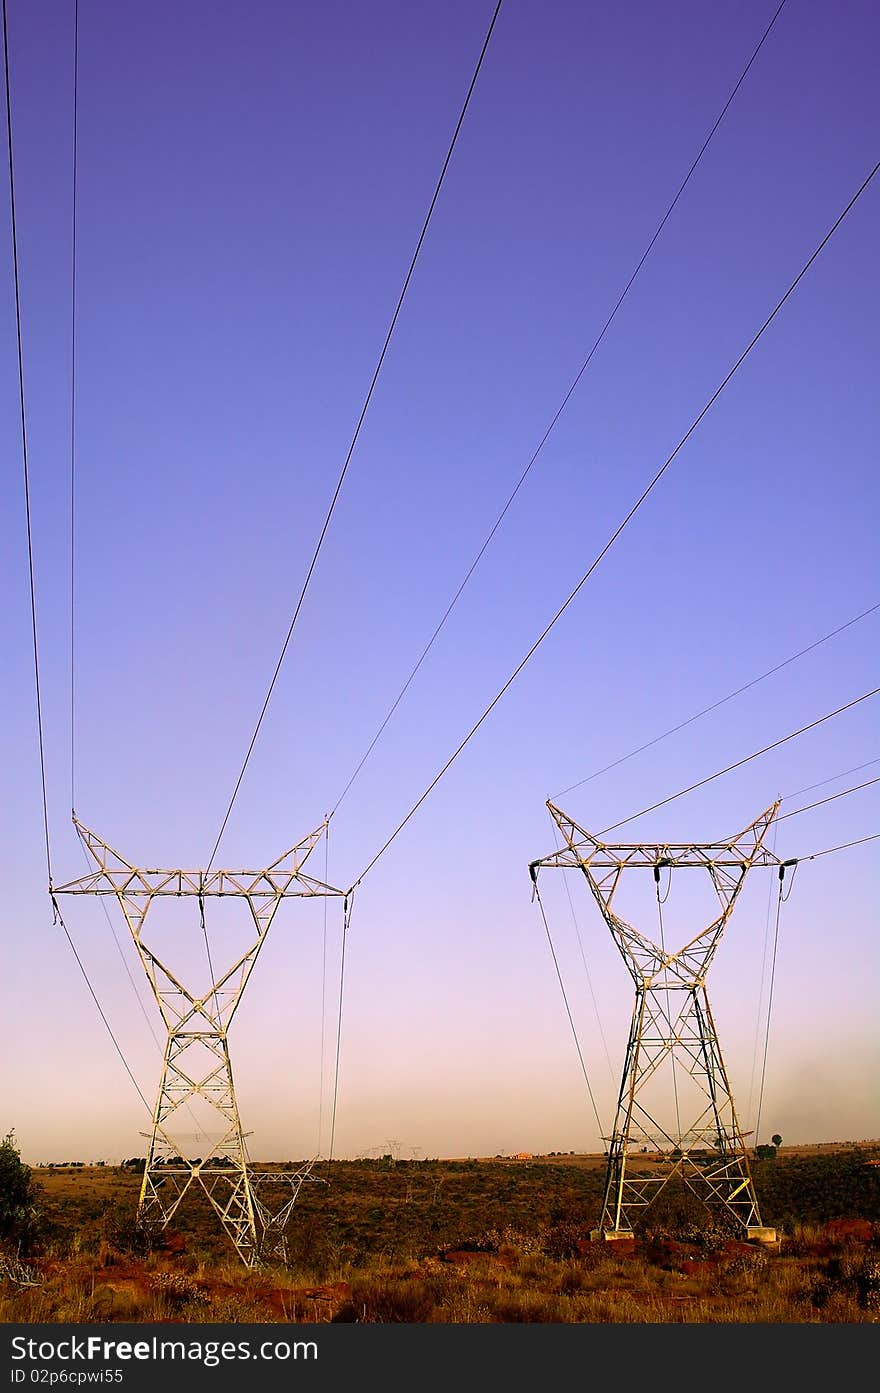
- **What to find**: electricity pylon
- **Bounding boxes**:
[530,800,784,1243]
[54,815,347,1266]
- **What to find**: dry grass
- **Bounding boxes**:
[1,1149,878,1323]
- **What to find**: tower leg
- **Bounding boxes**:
[691,988,765,1234]
[595,985,768,1239]
[137,1029,260,1265]
[598,991,645,1237]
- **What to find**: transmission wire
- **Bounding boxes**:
[776,774,880,822]
[798,831,880,861]
[4,0,51,885]
[554,602,880,799]
[79,844,160,1051]
[331,0,790,817]
[208,0,504,870]
[69,0,78,812]
[753,875,786,1147]
[4,0,149,1115]
[748,817,779,1127]
[351,161,880,890]
[533,881,605,1141]
[49,896,151,1112]
[327,893,353,1169]
[783,756,880,801]
[80,848,210,1134]
[198,888,221,1024]
[597,686,880,837]
[655,875,682,1143]
[64,3,201,1114]
[64,5,159,1105]
[552,824,615,1084]
[318,817,330,1156]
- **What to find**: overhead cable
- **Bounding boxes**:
[208,0,504,869]
[69,0,79,811]
[782,755,880,801]
[533,881,605,1141]
[351,159,880,888]
[797,831,880,862]
[3,0,51,883]
[554,602,879,799]
[5,0,148,1113]
[776,774,880,823]
[332,0,790,816]
[752,875,785,1149]
[597,686,880,836]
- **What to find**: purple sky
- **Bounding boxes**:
[1,0,878,1164]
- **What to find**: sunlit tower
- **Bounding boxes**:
[54,815,347,1266]
[529,801,784,1243]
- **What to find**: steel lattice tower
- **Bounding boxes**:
[55,815,346,1266]
[530,800,782,1243]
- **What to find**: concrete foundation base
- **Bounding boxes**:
[590,1229,634,1243]
[746,1226,778,1244]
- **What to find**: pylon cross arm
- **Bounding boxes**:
[52,815,346,899]
[531,799,782,874]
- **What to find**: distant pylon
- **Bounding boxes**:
[530,801,785,1243]
[55,815,347,1266]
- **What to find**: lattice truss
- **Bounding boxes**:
[530,800,783,1238]
[54,815,346,1266]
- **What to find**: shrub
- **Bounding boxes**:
[150,1271,210,1310]
[101,1207,162,1256]
[0,1132,43,1255]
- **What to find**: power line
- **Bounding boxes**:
[598,686,880,836]
[783,755,880,801]
[80,842,161,1053]
[207,0,504,870]
[198,889,221,1024]
[533,881,605,1142]
[50,896,151,1113]
[798,831,880,861]
[552,825,615,1086]
[351,159,880,888]
[327,893,353,1169]
[83,845,207,1135]
[69,0,78,812]
[554,602,880,799]
[753,875,784,1148]
[654,874,682,1141]
[331,0,790,817]
[4,0,51,885]
[776,774,880,822]
[318,815,330,1156]
[748,818,778,1130]
[5,0,148,1115]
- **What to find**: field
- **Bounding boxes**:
[2,1144,879,1323]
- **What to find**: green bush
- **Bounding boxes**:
[0,1131,43,1255]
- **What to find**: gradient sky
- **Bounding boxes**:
[1,0,878,1166]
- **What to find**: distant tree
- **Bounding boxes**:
[772,1134,783,1150]
[0,1130,43,1254]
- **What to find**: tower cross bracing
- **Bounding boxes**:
[54,815,345,1266]
[530,800,783,1242]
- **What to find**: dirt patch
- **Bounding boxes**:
[823,1218,875,1244]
